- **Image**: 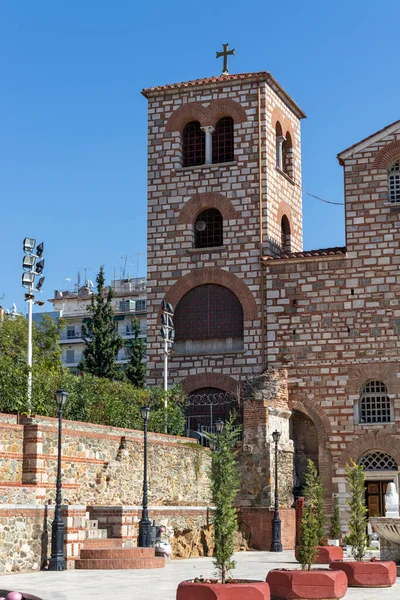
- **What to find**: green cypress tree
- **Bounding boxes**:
[208,417,241,584]
[125,317,146,387]
[329,495,341,540]
[79,267,123,379]
[315,468,327,545]
[298,459,322,570]
[346,459,368,561]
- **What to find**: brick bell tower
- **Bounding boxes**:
[142,67,306,397]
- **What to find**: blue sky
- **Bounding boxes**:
[0,1,398,312]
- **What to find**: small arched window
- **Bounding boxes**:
[182,121,205,167]
[388,162,400,203]
[359,451,398,471]
[282,131,293,178]
[212,117,234,164]
[195,209,223,248]
[276,122,284,169]
[281,215,291,252]
[358,380,392,424]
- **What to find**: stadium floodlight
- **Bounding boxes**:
[23,255,36,270]
[23,238,36,253]
[36,242,44,258]
[36,259,45,274]
[22,272,35,287]
[36,277,45,291]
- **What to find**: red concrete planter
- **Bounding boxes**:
[266,569,347,600]
[177,580,270,600]
[330,560,397,587]
[295,545,344,564]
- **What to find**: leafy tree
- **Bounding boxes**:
[329,495,341,540]
[345,459,368,561]
[208,416,241,584]
[79,267,123,379]
[298,459,323,570]
[0,314,63,414]
[125,317,146,387]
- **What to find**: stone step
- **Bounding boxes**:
[80,548,154,560]
[82,538,124,549]
[75,556,165,570]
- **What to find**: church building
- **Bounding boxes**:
[142,63,400,533]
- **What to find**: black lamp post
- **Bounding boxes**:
[138,406,151,547]
[270,429,283,552]
[48,389,68,570]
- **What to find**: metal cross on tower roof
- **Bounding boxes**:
[216,43,235,76]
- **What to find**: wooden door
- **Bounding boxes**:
[365,481,390,517]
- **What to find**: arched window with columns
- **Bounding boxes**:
[175,284,244,354]
[282,131,293,178]
[212,117,234,164]
[275,122,284,169]
[195,208,223,248]
[182,121,205,167]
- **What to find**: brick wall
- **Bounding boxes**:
[144,72,304,390]
[265,126,400,516]
[238,507,295,550]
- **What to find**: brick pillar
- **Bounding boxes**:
[22,423,45,485]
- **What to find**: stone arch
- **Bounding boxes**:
[291,400,333,499]
[207,99,247,127]
[339,432,400,469]
[165,102,210,132]
[178,192,237,225]
[182,372,240,396]
[373,140,400,170]
[271,106,296,149]
[347,363,397,396]
[164,268,258,322]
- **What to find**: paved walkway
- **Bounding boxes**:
[0,551,399,600]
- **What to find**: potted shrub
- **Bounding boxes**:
[267,459,348,600]
[177,417,270,600]
[330,460,396,587]
[327,495,341,546]
[295,462,343,564]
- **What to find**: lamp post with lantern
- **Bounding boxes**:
[270,429,283,552]
[48,389,68,571]
[138,406,151,547]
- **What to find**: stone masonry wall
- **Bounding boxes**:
[0,414,212,507]
[265,127,400,517]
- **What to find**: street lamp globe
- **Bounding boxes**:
[55,389,69,409]
[272,430,281,443]
[140,406,151,423]
[215,418,224,434]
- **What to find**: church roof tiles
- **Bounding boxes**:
[264,246,347,262]
[142,71,306,119]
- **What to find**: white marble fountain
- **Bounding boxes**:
[370,482,400,564]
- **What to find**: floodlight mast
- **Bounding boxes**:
[22,239,45,414]
[160,301,175,433]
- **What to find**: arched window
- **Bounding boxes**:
[212,117,234,164]
[175,284,244,354]
[358,380,393,424]
[281,215,291,252]
[276,122,284,169]
[195,209,223,248]
[282,131,293,177]
[388,162,400,203]
[359,451,398,471]
[182,121,205,167]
